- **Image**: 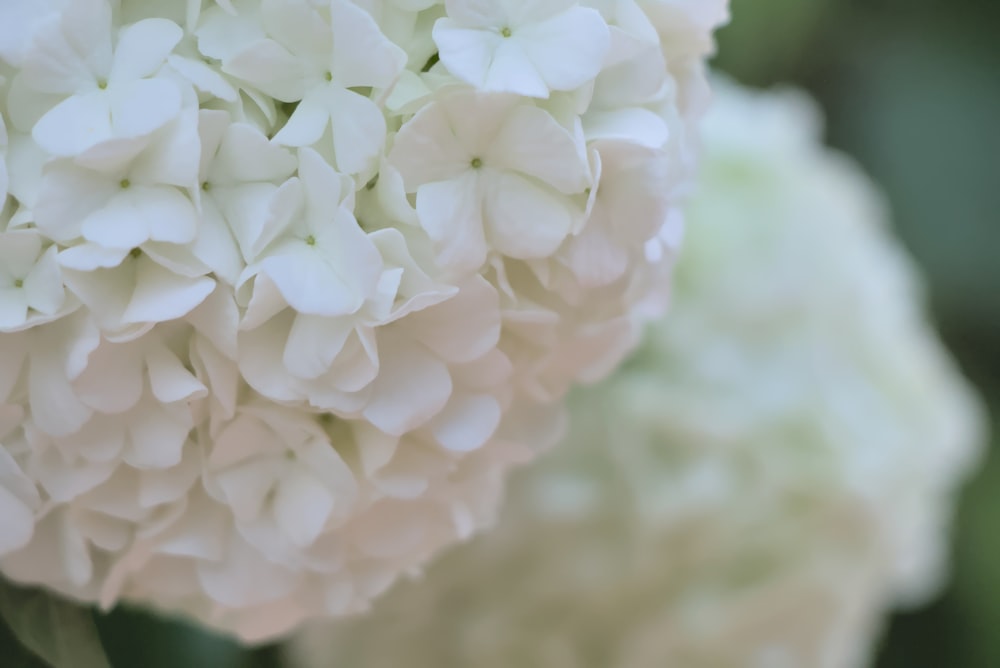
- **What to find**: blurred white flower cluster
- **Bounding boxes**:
[0,0,726,641]
[290,79,984,668]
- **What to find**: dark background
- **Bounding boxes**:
[92,1,1000,665]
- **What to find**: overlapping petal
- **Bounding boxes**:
[0,0,726,644]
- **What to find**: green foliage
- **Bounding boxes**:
[95,605,280,668]
[0,580,110,668]
[712,0,838,85]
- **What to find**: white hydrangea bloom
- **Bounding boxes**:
[0,0,726,643]
[289,79,984,668]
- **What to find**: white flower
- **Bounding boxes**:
[289,79,983,668]
[213,0,406,175]
[0,0,725,643]
[432,0,611,98]
[390,92,590,271]
[193,110,296,285]
[205,401,358,552]
[0,229,67,330]
[34,109,201,247]
[13,0,185,156]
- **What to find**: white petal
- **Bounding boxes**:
[213,123,297,184]
[517,7,610,92]
[259,0,331,62]
[32,91,113,156]
[584,108,670,148]
[82,186,198,249]
[18,0,112,93]
[29,350,93,438]
[73,341,144,413]
[223,39,307,102]
[129,107,201,188]
[122,256,215,324]
[405,276,501,363]
[107,78,184,142]
[329,0,406,89]
[415,172,488,272]
[328,87,387,176]
[23,246,66,315]
[283,314,352,380]
[58,243,130,272]
[271,91,328,147]
[0,485,34,555]
[431,21,500,90]
[442,0,508,28]
[0,230,43,277]
[0,289,28,330]
[363,333,452,435]
[564,219,629,287]
[389,101,475,189]
[197,531,298,607]
[487,104,590,193]
[35,162,119,242]
[260,247,364,317]
[192,201,244,285]
[431,393,501,452]
[167,54,238,101]
[214,458,276,522]
[482,40,548,97]
[482,171,574,259]
[126,403,192,469]
[146,345,207,404]
[273,468,334,548]
[109,18,183,81]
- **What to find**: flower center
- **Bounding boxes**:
[470,157,483,169]
[201,181,211,192]
[120,178,131,189]
[500,27,512,38]
[324,71,333,82]
[305,235,317,246]
[97,78,108,90]
[130,248,142,259]
[13,279,23,288]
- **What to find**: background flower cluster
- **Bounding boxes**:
[288,78,983,668]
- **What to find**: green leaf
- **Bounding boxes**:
[0,579,111,668]
[96,604,253,668]
[0,612,50,668]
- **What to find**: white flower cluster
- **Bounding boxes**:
[0,0,726,642]
[290,80,984,668]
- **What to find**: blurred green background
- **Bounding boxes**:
[715,0,1000,666]
[88,1,1000,666]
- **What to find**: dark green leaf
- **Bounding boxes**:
[0,608,50,668]
[0,579,110,668]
